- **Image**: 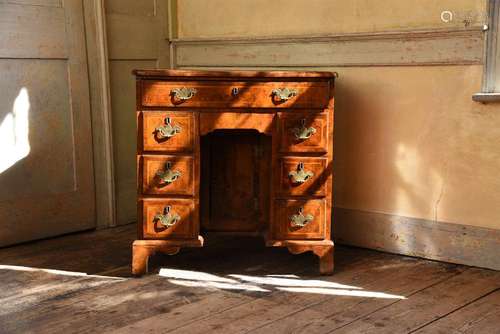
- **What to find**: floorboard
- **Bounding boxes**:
[0,224,498,334]
[413,289,500,334]
[109,249,381,334]
[329,268,500,334]
[246,261,461,334]
[0,224,136,275]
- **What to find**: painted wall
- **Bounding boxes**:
[173,0,500,267]
[332,65,499,229]
[177,0,486,37]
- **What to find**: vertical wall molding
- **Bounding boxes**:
[473,0,500,101]
[483,0,500,92]
[83,0,116,228]
[167,0,177,69]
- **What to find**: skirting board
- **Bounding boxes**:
[333,208,500,271]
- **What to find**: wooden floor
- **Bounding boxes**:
[0,224,499,334]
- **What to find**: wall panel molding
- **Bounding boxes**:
[334,208,500,270]
[173,28,485,68]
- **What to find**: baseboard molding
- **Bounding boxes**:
[173,28,484,68]
[333,208,500,271]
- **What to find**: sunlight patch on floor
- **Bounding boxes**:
[159,268,406,299]
[158,268,239,283]
[229,274,361,289]
[0,264,126,280]
[168,279,271,292]
[278,287,405,299]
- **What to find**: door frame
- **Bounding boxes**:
[83,0,116,228]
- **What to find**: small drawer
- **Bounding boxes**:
[140,155,194,196]
[275,199,326,240]
[140,80,329,109]
[276,157,328,197]
[140,111,195,152]
[279,113,329,153]
[140,198,197,239]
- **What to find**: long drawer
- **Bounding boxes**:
[140,80,330,109]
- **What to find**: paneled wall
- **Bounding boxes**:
[172,0,500,269]
[105,0,170,225]
[0,0,96,246]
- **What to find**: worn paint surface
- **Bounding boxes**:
[334,208,500,270]
[174,30,484,67]
[177,0,486,38]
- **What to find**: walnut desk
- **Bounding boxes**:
[132,69,336,275]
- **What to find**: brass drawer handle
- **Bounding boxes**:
[171,87,197,100]
[290,207,314,228]
[272,88,298,101]
[292,119,316,140]
[156,162,182,184]
[155,117,181,139]
[153,206,180,228]
[289,162,314,184]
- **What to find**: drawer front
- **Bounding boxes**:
[277,157,328,197]
[275,199,326,240]
[140,111,195,152]
[279,113,328,153]
[140,199,197,239]
[140,80,329,109]
[140,155,194,196]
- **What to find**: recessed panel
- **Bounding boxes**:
[0,3,67,58]
[0,59,75,201]
[0,1,61,7]
[105,0,155,16]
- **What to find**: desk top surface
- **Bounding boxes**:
[133,69,338,80]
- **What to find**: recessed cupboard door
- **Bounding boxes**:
[0,0,95,246]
